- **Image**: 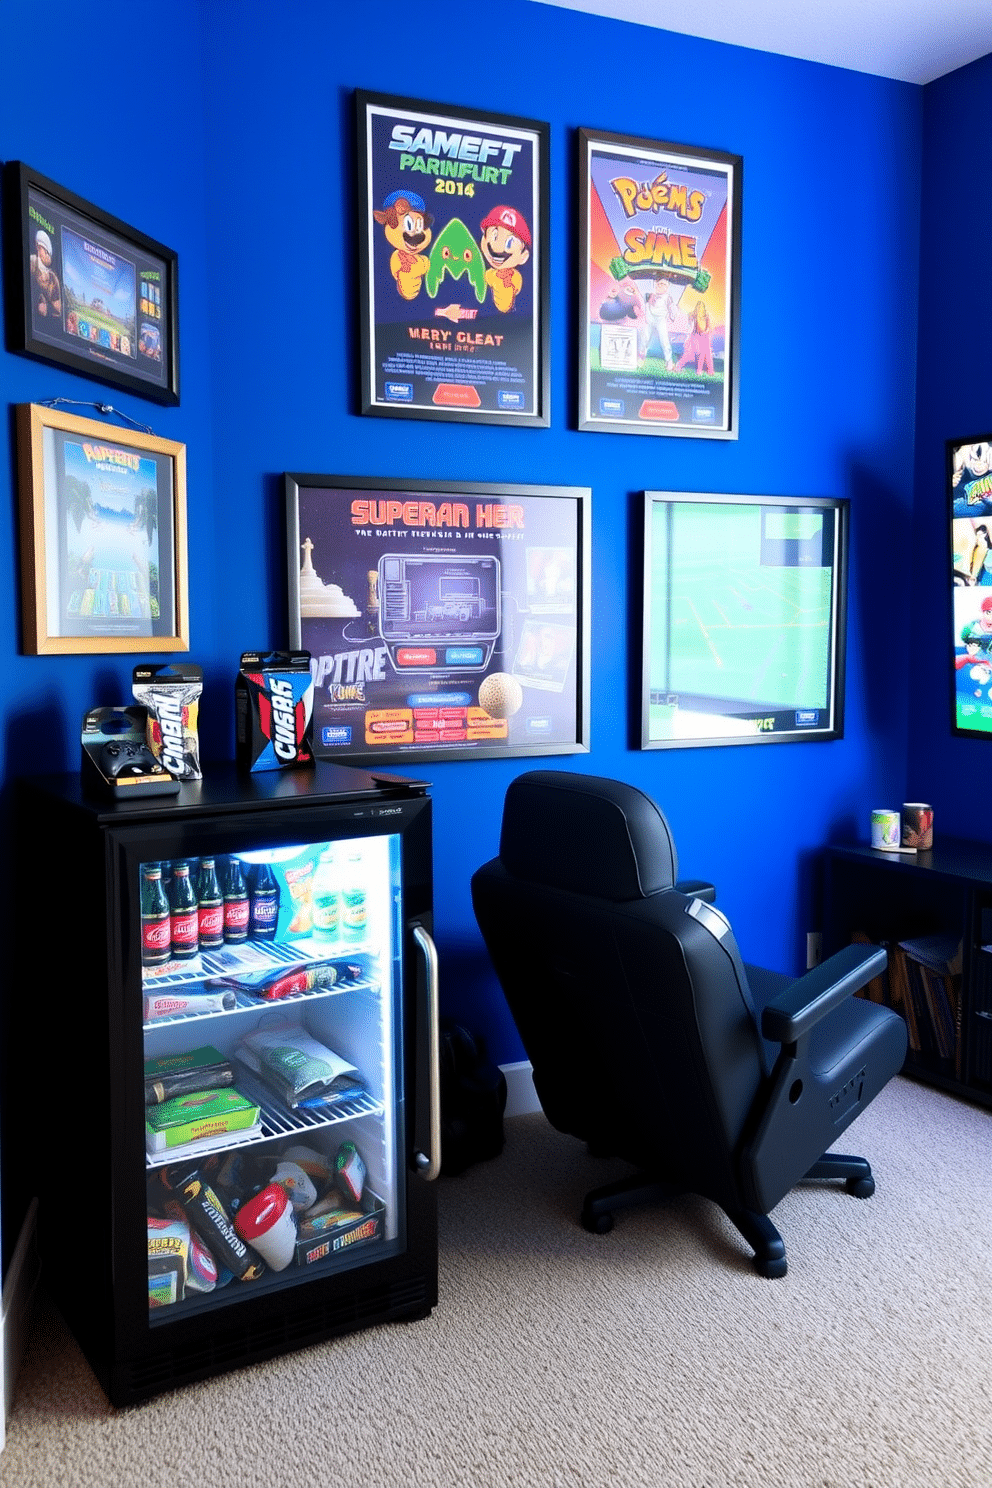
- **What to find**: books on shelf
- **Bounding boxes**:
[851,929,963,1078]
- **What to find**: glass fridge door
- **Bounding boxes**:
[142,831,405,1322]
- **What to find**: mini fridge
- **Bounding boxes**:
[14,762,439,1405]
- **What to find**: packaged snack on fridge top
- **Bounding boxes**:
[235,651,314,772]
[133,662,203,779]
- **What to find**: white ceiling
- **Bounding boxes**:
[532,0,992,83]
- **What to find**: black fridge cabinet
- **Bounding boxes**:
[14,762,439,1406]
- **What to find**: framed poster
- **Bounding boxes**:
[15,403,189,655]
[285,474,590,762]
[356,90,549,427]
[641,491,847,748]
[2,161,179,404]
[578,128,741,438]
[949,435,992,737]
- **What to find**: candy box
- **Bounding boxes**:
[236,650,314,772]
[293,1191,385,1268]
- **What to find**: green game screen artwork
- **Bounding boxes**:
[643,494,844,748]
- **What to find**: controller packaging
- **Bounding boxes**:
[81,706,181,798]
[235,651,315,772]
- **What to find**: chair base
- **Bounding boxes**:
[579,1173,676,1235]
[578,1152,875,1278]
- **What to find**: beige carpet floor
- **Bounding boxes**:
[2,1075,990,1488]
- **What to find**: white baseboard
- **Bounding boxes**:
[2,1197,41,1445]
[500,1060,541,1117]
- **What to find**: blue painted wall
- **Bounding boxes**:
[909,52,992,833]
[0,0,931,1119]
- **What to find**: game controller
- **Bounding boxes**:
[100,740,170,779]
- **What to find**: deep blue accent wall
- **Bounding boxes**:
[0,0,930,1107]
[909,53,992,834]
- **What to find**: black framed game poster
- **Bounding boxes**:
[356,91,550,427]
[285,474,590,763]
[3,161,180,405]
[578,128,741,438]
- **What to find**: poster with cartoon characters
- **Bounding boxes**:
[357,92,549,426]
[949,435,992,735]
[578,129,741,439]
[285,475,589,762]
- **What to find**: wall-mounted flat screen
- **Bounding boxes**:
[641,491,848,749]
[949,434,992,737]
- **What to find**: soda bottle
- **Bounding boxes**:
[224,858,250,943]
[341,849,367,944]
[141,862,171,967]
[170,861,200,959]
[197,857,224,949]
[249,861,280,941]
[311,849,340,943]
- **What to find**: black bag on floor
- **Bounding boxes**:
[439,1022,507,1177]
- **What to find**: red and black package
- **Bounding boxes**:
[235,651,314,772]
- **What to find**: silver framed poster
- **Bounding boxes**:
[285,474,590,762]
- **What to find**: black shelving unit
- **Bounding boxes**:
[822,838,992,1108]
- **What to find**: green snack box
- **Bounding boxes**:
[145,1088,260,1153]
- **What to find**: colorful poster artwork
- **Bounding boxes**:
[580,132,740,438]
[289,481,588,762]
[52,431,168,639]
[359,94,547,425]
[950,438,992,735]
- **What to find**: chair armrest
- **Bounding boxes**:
[760,942,887,1044]
[676,878,716,903]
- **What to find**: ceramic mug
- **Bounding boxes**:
[870,809,901,850]
[902,803,934,851]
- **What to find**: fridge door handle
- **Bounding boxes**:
[412,923,442,1181]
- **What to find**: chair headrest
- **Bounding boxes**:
[498,770,679,901]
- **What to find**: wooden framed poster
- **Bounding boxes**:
[15,403,188,655]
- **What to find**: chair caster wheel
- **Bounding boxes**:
[581,1209,614,1235]
[846,1175,875,1199]
[755,1254,788,1279]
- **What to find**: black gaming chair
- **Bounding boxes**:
[471,771,907,1277]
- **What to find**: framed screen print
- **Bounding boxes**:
[356,91,550,427]
[3,161,179,404]
[641,491,847,747]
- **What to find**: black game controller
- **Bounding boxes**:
[100,741,170,779]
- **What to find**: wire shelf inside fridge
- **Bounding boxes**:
[143,953,379,1031]
[145,1078,384,1170]
[144,934,372,989]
